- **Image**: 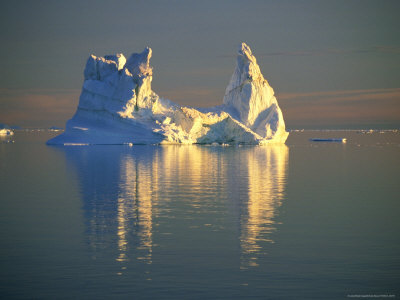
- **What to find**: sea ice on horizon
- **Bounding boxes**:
[48,43,289,145]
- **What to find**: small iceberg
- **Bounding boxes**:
[0,129,14,136]
[49,126,64,132]
[310,138,347,143]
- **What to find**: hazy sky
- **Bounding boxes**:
[0,0,399,128]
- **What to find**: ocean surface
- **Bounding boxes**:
[1,130,399,299]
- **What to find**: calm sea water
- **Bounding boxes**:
[1,130,399,299]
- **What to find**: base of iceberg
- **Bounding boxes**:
[48,43,288,145]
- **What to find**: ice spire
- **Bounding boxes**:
[223,42,288,140]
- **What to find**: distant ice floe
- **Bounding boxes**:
[48,43,288,145]
[310,138,347,143]
[357,129,399,134]
[0,129,14,136]
[49,126,64,132]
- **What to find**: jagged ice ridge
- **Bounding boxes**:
[48,43,289,145]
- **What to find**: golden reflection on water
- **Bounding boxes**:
[239,145,289,269]
[157,145,226,210]
[71,143,288,273]
[116,155,154,264]
[114,145,218,271]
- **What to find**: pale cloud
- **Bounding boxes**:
[0,88,80,127]
[259,46,400,57]
[278,88,400,100]
[158,87,223,107]
[0,86,224,127]
[159,87,400,128]
[277,88,400,128]
[218,46,400,58]
[1,87,399,129]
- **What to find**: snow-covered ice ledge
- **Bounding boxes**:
[48,43,288,145]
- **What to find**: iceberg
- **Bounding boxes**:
[0,129,14,136]
[49,126,64,131]
[48,43,288,145]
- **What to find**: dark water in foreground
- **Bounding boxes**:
[1,130,399,299]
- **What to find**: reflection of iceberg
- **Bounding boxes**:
[116,155,154,264]
[225,145,289,269]
[243,145,288,268]
[57,142,288,274]
[62,146,158,273]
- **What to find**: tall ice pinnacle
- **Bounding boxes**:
[223,42,288,140]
